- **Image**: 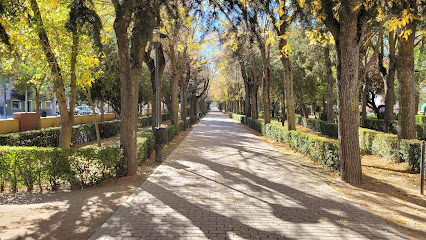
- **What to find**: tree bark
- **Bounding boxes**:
[335,3,362,185]
[381,31,396,132]
[180,63,190,130]
[360,51,368,128]
[113,1,155,176]
[85,86,101,147]
[35,87,41,130]
[250,58,260,120]
[100,100,105,122]
[397,21,417,139]
[30,0,75,148]
[324,46,335,123]
[144,45,165,131]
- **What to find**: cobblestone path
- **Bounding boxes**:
[90,110,406,240]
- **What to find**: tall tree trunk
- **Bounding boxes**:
[335,3,362,185]
[382,31,396,132]
[165,95,173,120]
[325,46,335,123]
[263,67,271,124]
[181,84,188,130]
[85,86,101,147]
[35,87,41,130]
[113,3,155,176]
[30,0,75,148]
[100,100,105,122]
[244,81,251,117]
[251,86,259,119]
[361,79,369,127]
[360,50,368,128]
[171,75,179,133]
[397,21,417,139]
[300,103,308,118]
[280,54,296,130]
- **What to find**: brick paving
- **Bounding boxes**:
[90,109,406,240]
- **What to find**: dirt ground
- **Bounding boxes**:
[254,126,426,240]
[0,127,191,240]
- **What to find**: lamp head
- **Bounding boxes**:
[152,28,161,44]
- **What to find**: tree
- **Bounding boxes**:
[111,0,158,176]
[295,0,378,185]
[394,0,418,139]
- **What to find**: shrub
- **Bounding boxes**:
[233,115,340,171]
[0,145,122,191]
[137,131,155,164]
[0,120,121,147]
[364,119,398,134]
[243,117,264,133]
[399,140,421,172]
[416,115,426,124]
[358,128,422,173]
[295,115,338,138]
[0,113,172,148]
[0,128,168,191]
[359,128,399,160]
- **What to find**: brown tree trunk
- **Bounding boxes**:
[324,46,335,123]
[382,31,396,132]
[100,100,105,122]
[85,86,101,147]
[35,87,41,130]
[335,3,362,185]
[251,86,259,119]
[30,0,75,148]
[113,3,155,176]
[300,103,308,118]
[171,75,179,133]
[361,79,369,127]
[181,85,188,130]
[263,68,271,124]
[397,21,417,139]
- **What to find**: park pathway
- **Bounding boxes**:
[90,109,406,240]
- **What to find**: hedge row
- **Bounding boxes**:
[0,113,170,148]
[0,112,199,192]
[295,115,338,138]
[416,115,426,124]
[0,130,157,192]
[228,113,340,171]
[364,118,426,141]
[359,128,422,172]
[230,113,422,173]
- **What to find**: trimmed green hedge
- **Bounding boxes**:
[295,115,338,138]
[416,115,426,124]
[228,113,340,171]
[229,113,422,173]
[364,118,426,141]
[0,145,123,191]
[0,113,171,148]
[1,129,164,192]
[359,128,422,172]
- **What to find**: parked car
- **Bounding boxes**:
[74,105,100,115]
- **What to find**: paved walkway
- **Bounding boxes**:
[90,110,406,240]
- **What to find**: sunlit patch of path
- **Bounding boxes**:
[91,108,406,240]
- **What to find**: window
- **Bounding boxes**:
[12,101,21,110]
[45,101,52,109]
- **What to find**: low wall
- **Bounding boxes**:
[0,119,20,134]
[0,113,116,134]
[42,113,116,127]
